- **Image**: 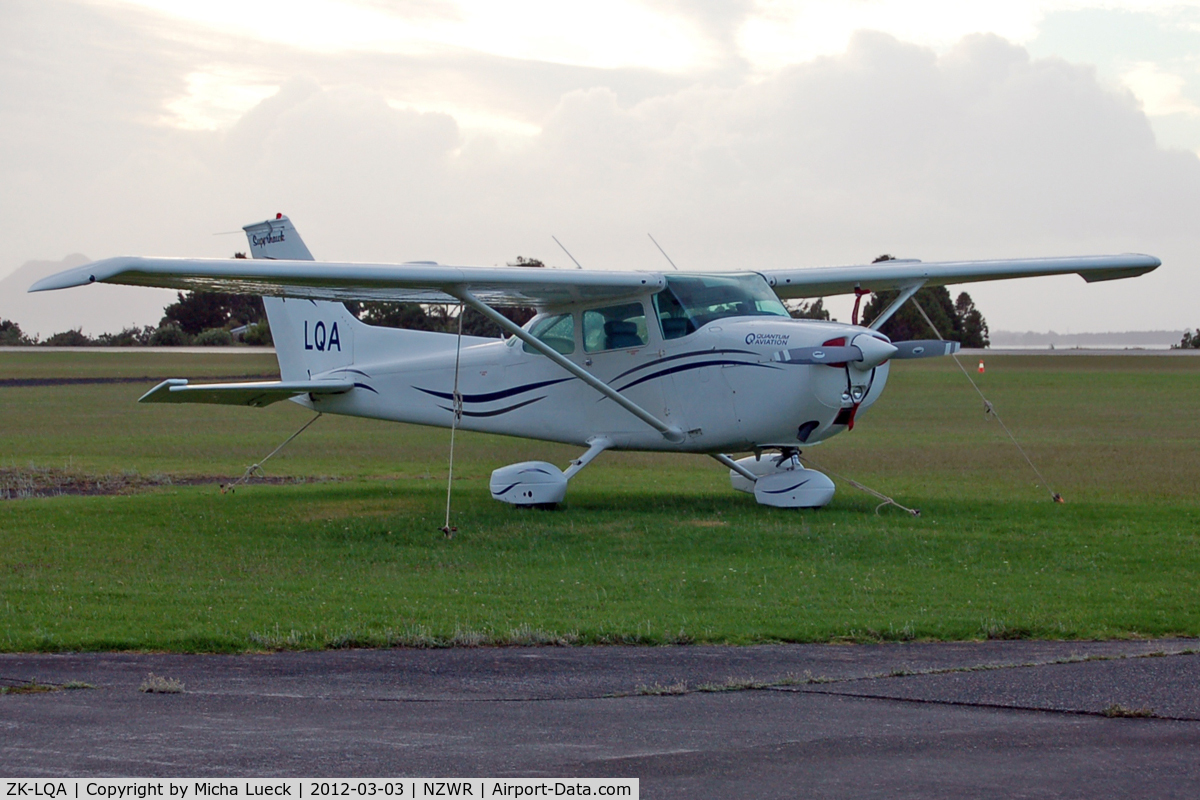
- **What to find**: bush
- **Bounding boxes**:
[149,324,190,346]
[0,319,34,345]
[193,327,234,347]
[1173,329,1200,350]
[96,326,154,347]
[161,290,265,335]
[42,329,93,346]
[789,299,831,320]
[242,321,273,346]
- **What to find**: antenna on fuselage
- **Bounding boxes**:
[552,236,584,269]
[647,234,680,270]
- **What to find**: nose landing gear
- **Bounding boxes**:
[719,448,836,509]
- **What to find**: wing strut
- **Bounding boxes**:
[454,289,685,443]
[712,453,758,482]
[867,281,925,331]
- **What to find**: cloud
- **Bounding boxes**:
[103,0,717,72]
[481,32,1191,256]
[160,67,283,131]
[1121,62,1200,117]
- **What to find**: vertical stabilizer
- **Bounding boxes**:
[244,215,355,380]
[243,214,314,261]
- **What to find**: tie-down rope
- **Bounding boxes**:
[441,307,465,538]
[798,453,921,517]
[221,412,323,494]
[909,299,1063,503]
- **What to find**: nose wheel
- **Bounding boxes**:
[717,449,836,509]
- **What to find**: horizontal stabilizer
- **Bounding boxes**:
[139,379,355,407]
[891,340,960,359]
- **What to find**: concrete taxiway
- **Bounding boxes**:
[2,640,1198,798]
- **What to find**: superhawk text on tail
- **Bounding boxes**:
[30,215,1159,509]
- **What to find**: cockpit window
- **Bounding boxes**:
[653,274,788,339]
[522,313,575,355]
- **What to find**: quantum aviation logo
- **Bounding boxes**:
[745,332,790,346]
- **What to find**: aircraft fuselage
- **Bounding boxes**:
[298,309,890,453]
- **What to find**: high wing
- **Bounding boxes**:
[762,254,1160,300]
[30,252,1158,307]
[28,256,666,308]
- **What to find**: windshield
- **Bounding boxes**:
[521,313,575,355]
[653,274,788,339]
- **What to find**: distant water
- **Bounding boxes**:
[989,330,1186,350]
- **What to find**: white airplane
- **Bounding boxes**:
[31,215,1159,509]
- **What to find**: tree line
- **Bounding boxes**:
[1174,330,1200,349]
[787,289,989,348]
[0,294,538,347]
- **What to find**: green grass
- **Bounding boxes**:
[0,350,279,381]
[2,351,1198,651]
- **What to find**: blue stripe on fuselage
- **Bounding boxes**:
[607,349,760,383]
[614,359,780,392]
[437,396,546,417]
[414,377,573,404]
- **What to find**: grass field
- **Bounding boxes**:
[2,349,1198,651]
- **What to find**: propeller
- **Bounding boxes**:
[891,340,960,359]
[772,346,861,365]
[774,333,896,369]
[773,338,958,367]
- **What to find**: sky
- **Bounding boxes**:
[2,0,1200,336]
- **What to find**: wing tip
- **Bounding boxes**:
[28,256,140,293]
[29,269,95,293]
[139,378,189,403]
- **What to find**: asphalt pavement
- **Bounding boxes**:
[2,639,1198,798]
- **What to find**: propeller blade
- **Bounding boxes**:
[891,340,960,359]
[774,335,900,368]
[773,346,862,365]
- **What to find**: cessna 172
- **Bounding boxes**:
[30,216,1159,509]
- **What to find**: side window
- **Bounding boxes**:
[653,289,695,340]
[583,303,649,352]
[523,314,575,355]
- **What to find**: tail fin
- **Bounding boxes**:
[243,214,315,261]
[244,215,356,381]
